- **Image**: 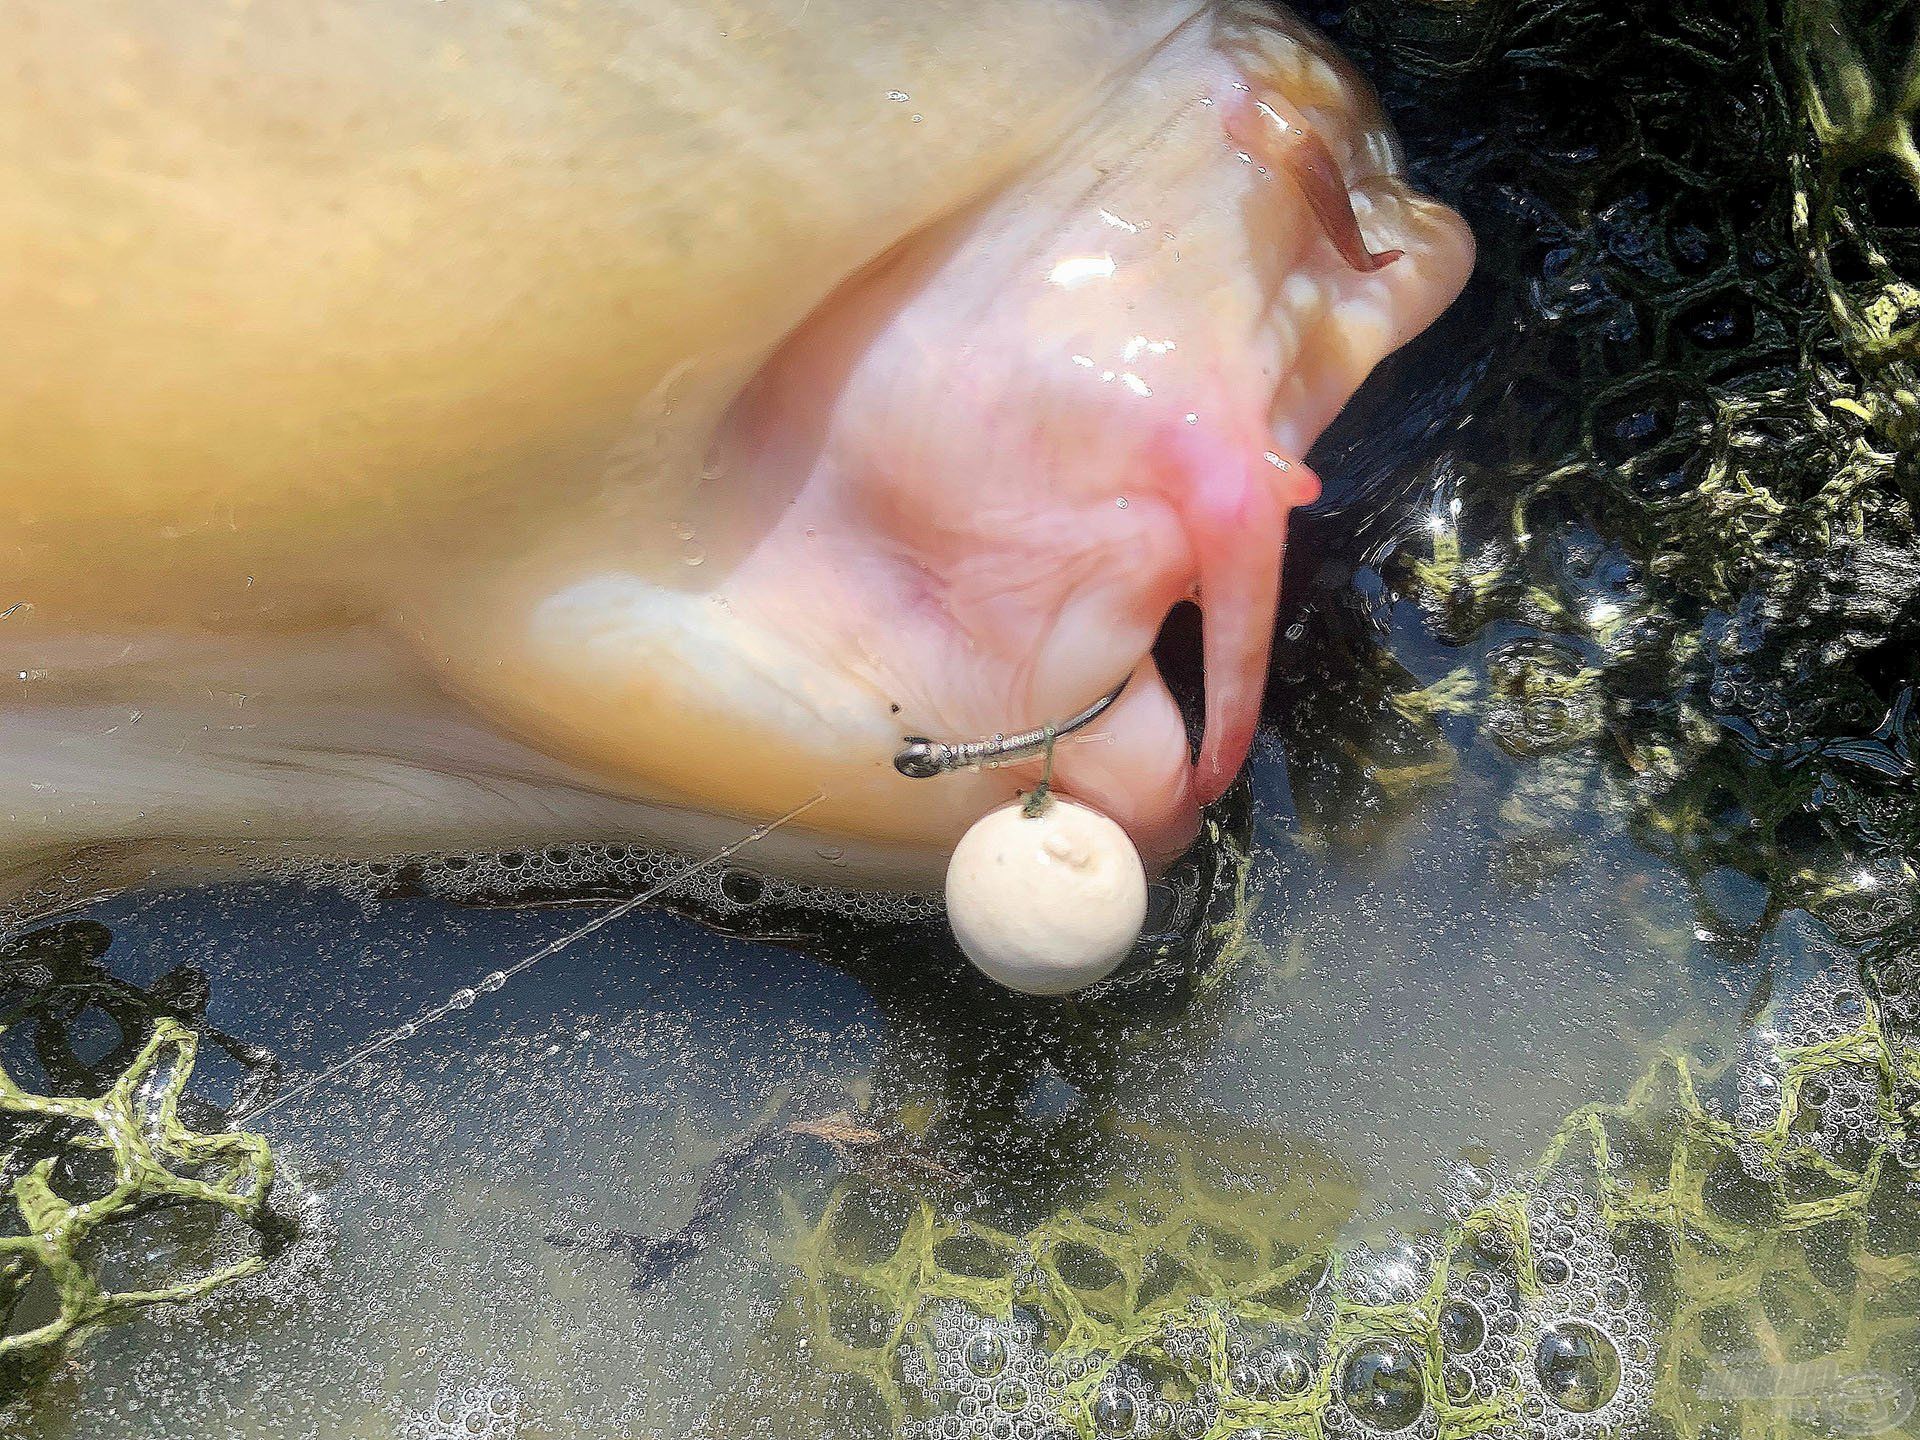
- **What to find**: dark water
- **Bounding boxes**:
[7,693,1894,1438]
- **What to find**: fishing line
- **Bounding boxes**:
[234,792,827,1125]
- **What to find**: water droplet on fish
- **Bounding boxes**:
[477,971,507,993]
[672,521,695,541]
[886,90,909,102]
[394,1023,417,1039]
[1115,496,1129,509]
[683,546,706,566]
[448,988,476,1010]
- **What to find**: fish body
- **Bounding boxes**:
[0,1,1472,907]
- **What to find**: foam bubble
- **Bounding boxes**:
[403,1370,520,1440]
[272,839,944,930]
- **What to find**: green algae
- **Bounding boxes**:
[0,924,286,1397]
[749,980,1918,1437]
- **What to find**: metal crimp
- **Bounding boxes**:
[891,673,1132,779]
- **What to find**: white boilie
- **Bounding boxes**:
[944,795,1147,995]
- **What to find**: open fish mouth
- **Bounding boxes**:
[413,11,1472,886]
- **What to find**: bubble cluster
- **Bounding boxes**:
[1302,1182,1652,1440]
[1497,1183,1649,1434]
[293,841,941,927]
[1737,962,1902,1176]
[833,1152,1661,1440]
[400,1376,520,1440]
[901,1307,1075,1440]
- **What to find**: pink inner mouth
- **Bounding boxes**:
[699,61,1471,869]
[409,14,1476,888]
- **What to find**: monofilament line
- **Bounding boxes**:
[235,792,827,1124]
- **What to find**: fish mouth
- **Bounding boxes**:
[395,3,1474,892]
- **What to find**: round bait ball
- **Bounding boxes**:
[945,796,1147,995]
